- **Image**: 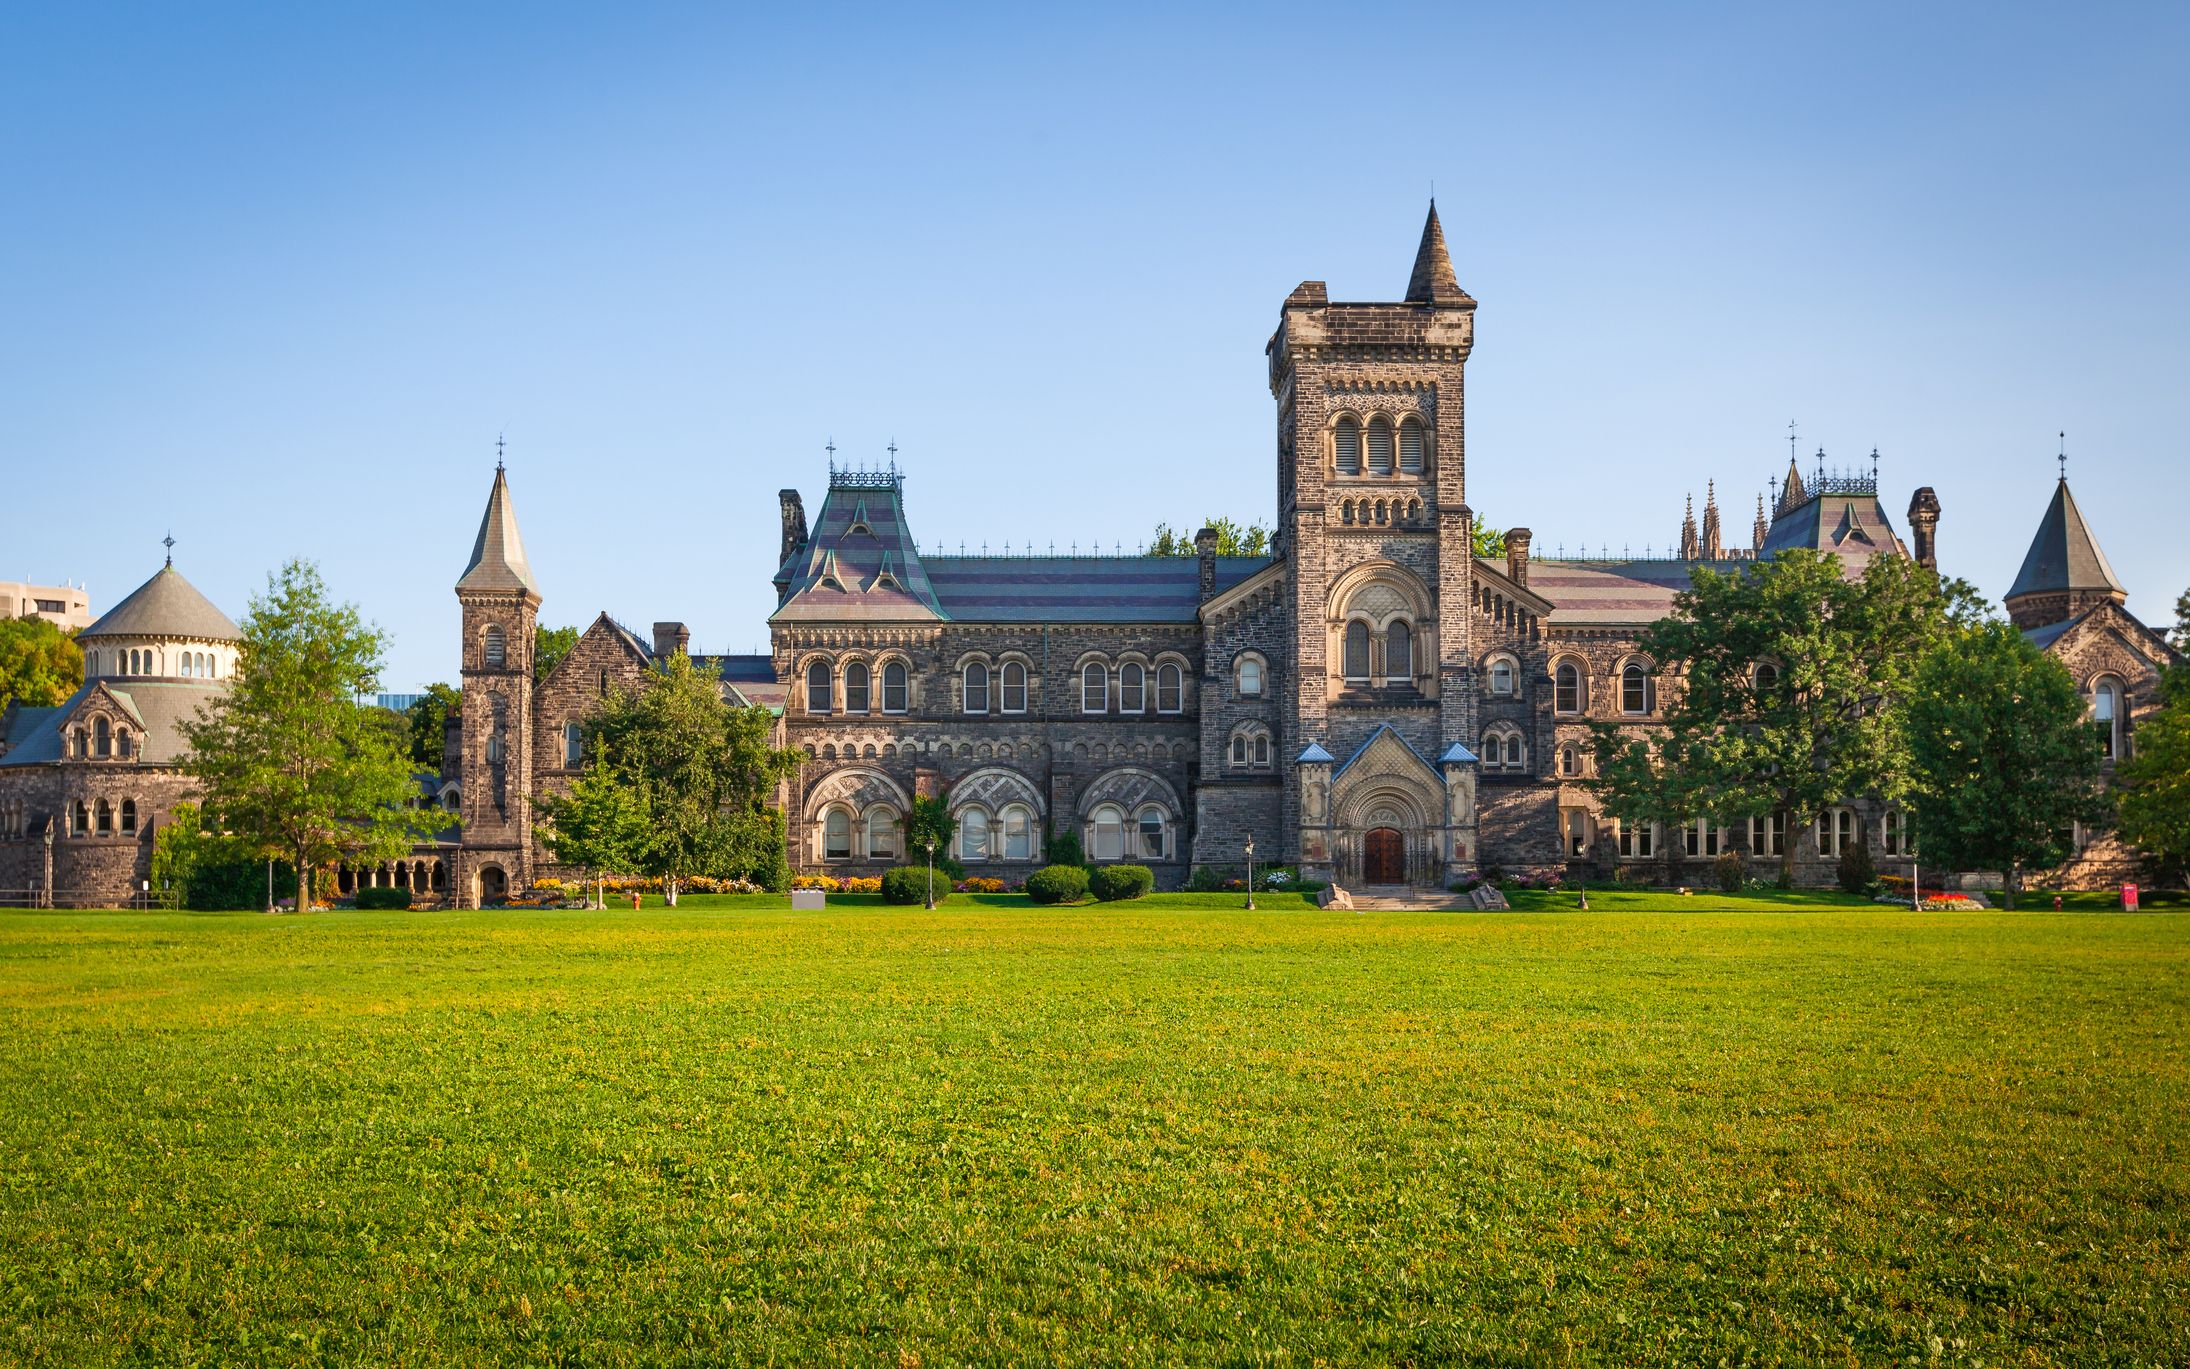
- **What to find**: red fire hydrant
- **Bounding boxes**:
[2054,894,2063,912]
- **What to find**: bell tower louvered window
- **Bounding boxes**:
[1367,421,1395,476]
[1399,419,1425,474]
[1334,420,1361,476]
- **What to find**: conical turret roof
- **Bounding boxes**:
[457,465,541,598]
[2006,477,2123,601]
[79,564,240,641]
[1404,201,1473,306]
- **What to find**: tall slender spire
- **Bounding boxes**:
[1701,480,1723,558]
[457,463,542,598]
[1403,200,1473,306]
[1753,494,1769,551]
[1680,495,1699,560]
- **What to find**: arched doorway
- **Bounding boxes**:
[477,865,508,905]
[1364,827,1405,884]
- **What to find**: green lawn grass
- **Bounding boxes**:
[1,905,2184,1364]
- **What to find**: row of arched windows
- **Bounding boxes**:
[1551,660,1658,716]
[71,718,133,760]
[91,647,219,679]
[1342,620,1415,683]
[807,659,913,715]
[1568,808,1908,860]
[1079,661,1185,715]
[816,798,1173,864]
[1339,497,1424,526]
[1332,415,1429,478]
[1228,723,1273,769]
[68,797,141,836]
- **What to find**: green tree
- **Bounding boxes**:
[404,682,462,770]
[2171,586,2190,653]
[1590,550,1976,884]
[2117,691,2190,886]
[1903,620,2112,906]
[1472,517,1506,559]
[534,625,580,684]
[1148,518,1272,557]
[581,655,800,903]
[0,617,82,710]
[180,561,441,911]
[534,758,648,908]
[898,792,960,878]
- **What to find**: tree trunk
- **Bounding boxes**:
[296,841,310,913]
[2000,866,2017,910]
[665,876,678,908]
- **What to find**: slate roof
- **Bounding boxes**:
[2007,478,2123,601]
[1528,559,1705,626]
[924,556,1271,623]
[0,679,223,767]
[456,466,542,598]
[78,565,240,642]
[710,654,788,713]
[771,475,947,623]
[1757,491,1908,570]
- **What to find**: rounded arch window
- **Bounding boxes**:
[482,625,506,669]
[1000,804,1035,860]
[1554,661,1583,714]
[866,807,899,858]
[1081,663,1108,714]
[963,661,991,714]
[1399,417,1426,474]
[1621,663,1654,715]
[120,799,137,835]
[95,799,113,833]
[1119,662,1146,714]
[1385,621,1412,681]
[1334,418,1361,476]
[72,801,89,834]
[805,660,832,713]
[1343,621,1371,681]
[959,808,991,862]
[1236,656,1263,697]
[1752,662,1779,699]
[94,716,111,758]
[564,722,583,768]
[1000,661,1027,713]
[882,660,909,713]
[823,808,853,860]
[1136,807,1168,860]
[843,661,871,714]
[1366,419,1395,475]
[1341,500,1356,526]
[2094,678,2122,759]
[1088,804,1128,862]
[1489,657,1516,695]
[1560,744,1582,778]
[1156,662,1183,713]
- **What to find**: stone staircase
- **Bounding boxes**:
[1322,884,1486,912]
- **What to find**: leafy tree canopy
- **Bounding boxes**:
[403,682,463,770]
[1902,619,2113,906]
[2118,685,2190,886]
[1589,550,1982,882]
[0,617,82,711]
[534,759,650,906]
[1472,518,1506,559]
[180,560,442,909]
[535,625,580,684]
[1148,519,1272,558]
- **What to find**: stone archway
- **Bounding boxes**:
[1327,726,1447,888]
[477,864,508,905]
[1364,827,1406,884]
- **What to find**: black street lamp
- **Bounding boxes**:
[923,839,936,910]
[1244,837,1256,910]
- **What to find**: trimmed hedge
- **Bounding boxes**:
[880,866,949,906]
[355,887,411,910]
[1025,864,1090,905]
[1088,864,1155,902]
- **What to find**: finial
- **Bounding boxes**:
[2058,431,2067,480]
[1788,419,1797,462]
[1770,475,1779,500]
[495,432,506,471]
[887,438,898,472]
[162,532,175,568]
[825,437,837,463]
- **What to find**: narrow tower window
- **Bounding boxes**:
[1367,420,1395,476]
[482,625,506,669]
[806,660,832,714]
[1399,418,1425,474]
[1334,419,1361,476]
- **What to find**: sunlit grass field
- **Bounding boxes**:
[1,904,2184,1365]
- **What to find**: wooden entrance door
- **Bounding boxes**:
[1364,827,1405,884]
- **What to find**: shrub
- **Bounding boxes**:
[186,858,298,911]
[1025,864,1090,905]
[1088,864,1154,901]
[1044,828,1085,868]
[840,876,881,894]
[1836,836,1877,895]
[355,887,411,910]
[1712,852,1747,894]
[880,866,948,906]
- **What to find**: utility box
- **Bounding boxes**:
[791,890,827,911]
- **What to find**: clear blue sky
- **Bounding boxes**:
[4,3,2185,689]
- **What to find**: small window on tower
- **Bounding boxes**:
[483,625,506,669]
[1334,419,1361,476]
[1399,418,1425,474]
[1367,420,1395,476]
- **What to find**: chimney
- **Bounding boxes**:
[1505,527,1532,587]
[652,622,690,660]
[1907,487,1942,572]
[1195,527,1219,598]
[777,490,808,567]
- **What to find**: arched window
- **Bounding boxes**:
[960,808,991,862]
[1385,622,1412,681]
[1621,663,1653,715]
[1119,663,1146,714]
[486,734,503,764]
[1237,657,1263,697]
[123,798,140,834]
[844,662,870,714]
[882,661,909,713]
[1560,744,1582,778]
[824,808,852,860]
[1231,732,1248,767]
[1367,419,1395,475]
[1088,804,1127,862]
[1000,805,1035,860]
[128,649,140,675]
[564,722,583,768]
[964,662,991,714]
[72,727,87,759]
[116,729,132,759]
[1555,661,1583,714]
[1342,500,1356,526]
[95,799,113,834]
[482,625,506,669]
[1816,807,1859,856]
[1081,663,1107,714]
[1752,662,1779,699]
[997,661,1026,713]
[1505,734,1525,768]
[441,785,461,813]
[866,808,899,858]
[1156,663,1183,713]
[1137,807,1167,859]
[1881,809,1905,856]
[73,801,89,834]
[94,717,111,758]
[1334,418,1361,476]
[1344,621,1371,681]
[805,660,832,713]
[1399,418,1425,475]
[1489,658,1515,695]
[2094,679,2121,759]
[178,653,190,679]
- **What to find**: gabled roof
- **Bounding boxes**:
[457,466,542,598]
[771,474,946,623]
[2007,478,2124,602]
[1336,723,1440,780]
[1758,492,1908,570]
[1404,201,1473,307]
[710,654,787,714]
[1297,742,1335,764]
[78,565,240,642]
[1437,742,1479,765]
[0,678,223,767]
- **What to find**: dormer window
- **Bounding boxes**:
[94,717,111,758]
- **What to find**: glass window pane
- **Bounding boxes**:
[1120,663,1145,713]
[1082,664,1106,713]
[825,810,851,859]
[1138,810,1164,858]
[961,810,989,861]
[1157,664,1182,712]
[883,662,908,712]
[807,661,831,713]
[1001,662,1026,712]
[965,663,989,713]
[845,663,869,713]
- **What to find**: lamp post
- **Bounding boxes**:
[1244,838,1256,910]
[924,839,936,910]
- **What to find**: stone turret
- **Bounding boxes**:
[1907,487,1941,572]
[455,462,542,908]
[2004,476,2124,630]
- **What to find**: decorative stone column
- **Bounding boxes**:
[1295,741,1335,886]
[1437,742,1480,885]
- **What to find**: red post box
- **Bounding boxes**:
[2123,884,2139,912]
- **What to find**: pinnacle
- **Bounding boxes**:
[1404,201,1473,306]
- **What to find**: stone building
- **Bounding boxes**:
[429,203,2177,901]
[0,558,239,906]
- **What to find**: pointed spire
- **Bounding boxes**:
[1779,455,1807,513]
[2006,473,2125,604]
[1680,495,1699,560]
[1404,200,1473,306]
[1753,493,1769,552]
[1702,480,1723,559]
[456,464,542,598]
